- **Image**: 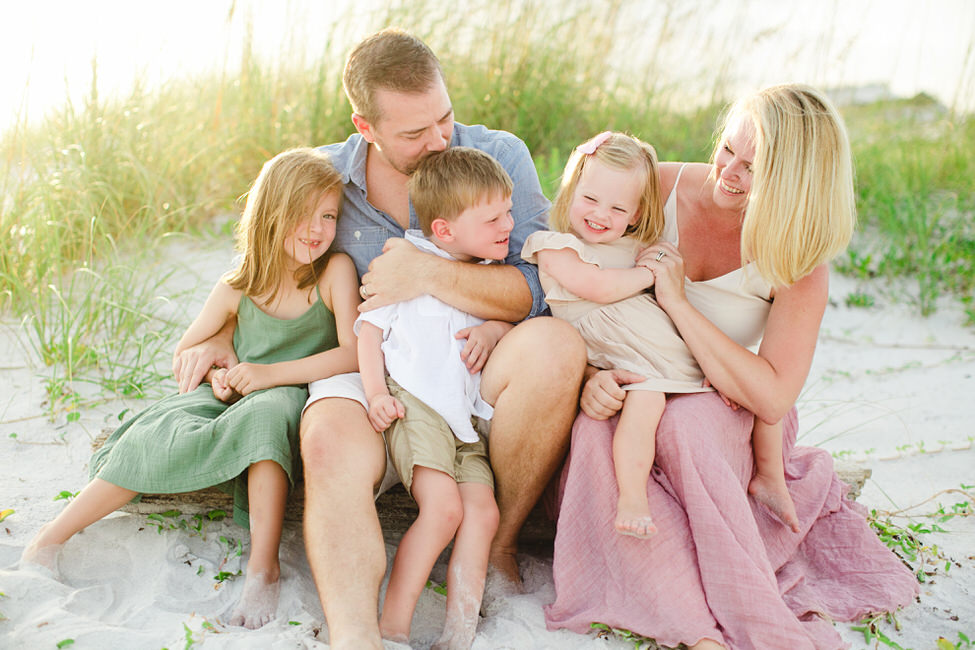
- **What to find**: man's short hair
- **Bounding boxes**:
[409,147,513,236]
[343,28,444,124]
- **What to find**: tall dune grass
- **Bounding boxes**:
[1,0,973,415]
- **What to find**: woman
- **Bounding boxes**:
[544,84,918,650]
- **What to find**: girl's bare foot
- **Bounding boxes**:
[228,569,280,629]
[748,472,800,533]
[20,525,63,577]
[615,495,657,538]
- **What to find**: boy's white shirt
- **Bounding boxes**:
[354,230,495,443]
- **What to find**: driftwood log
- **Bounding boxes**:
[92,430,870,548]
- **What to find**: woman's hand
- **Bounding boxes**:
[637,242,686,311]
[580,368,646,420]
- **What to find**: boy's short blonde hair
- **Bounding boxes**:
[343,28,444,124]
[550,132,664,245]
[715,84,856,287]
[408,147,513,236]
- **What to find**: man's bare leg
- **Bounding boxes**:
[479,317,585,586]
[301,398,387,650]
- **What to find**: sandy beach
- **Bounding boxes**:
[1,236,973,649]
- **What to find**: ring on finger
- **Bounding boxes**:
[655,250,666,262]
[359,285,369,299]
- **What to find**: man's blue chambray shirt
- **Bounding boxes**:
[320,122,551,319]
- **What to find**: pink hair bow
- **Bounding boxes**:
[576,131,612,155]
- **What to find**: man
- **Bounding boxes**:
[176,28,584,649]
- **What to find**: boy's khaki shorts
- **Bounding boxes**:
[385,378,494,495]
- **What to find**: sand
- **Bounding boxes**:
[1,237,973,649]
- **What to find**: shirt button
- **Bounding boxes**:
[354,230,361,240]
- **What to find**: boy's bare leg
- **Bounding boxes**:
[381,467,462,643]
[433,482,499,650]
[301,398,388,650]
[748,419,800,533]
[479,317,586,586]
[613,391,665,538]
[22,478,138,574]
[229,459,288,629]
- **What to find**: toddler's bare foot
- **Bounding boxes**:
[615,496,657,538]
[749,472,800,533]
[228,569,280,629]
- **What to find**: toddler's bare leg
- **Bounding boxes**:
[229,460,287,629]
[748,419,799,533]
[380,467,462,644]
[21,478,138,575]
[613,391,665,538]
[433,482,498,650]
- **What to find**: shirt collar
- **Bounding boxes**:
[347,135,370,190]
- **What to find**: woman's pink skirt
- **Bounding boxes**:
[545,392,918,650]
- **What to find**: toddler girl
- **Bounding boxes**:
[522,131,798,538]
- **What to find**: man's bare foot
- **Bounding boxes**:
[749,472,800,533]
[228,569,280,629]
[615,495,657,538]
[486,546,521,591]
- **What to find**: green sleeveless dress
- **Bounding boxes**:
[91,288,338,528]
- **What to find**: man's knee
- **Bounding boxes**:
[493,317,586,388]
[300,399,383,482]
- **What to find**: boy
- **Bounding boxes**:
[357,147,514,649]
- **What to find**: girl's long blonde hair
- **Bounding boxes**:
[716,84,856,287]
[549,132,664,245]
[223,148,343,305]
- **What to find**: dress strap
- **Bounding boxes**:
[661,163,689,245]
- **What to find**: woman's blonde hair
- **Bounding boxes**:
[715,84,856,287]
[224,148,343,305]
[549,132,664,245]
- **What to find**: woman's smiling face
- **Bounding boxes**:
[712,114,756,211]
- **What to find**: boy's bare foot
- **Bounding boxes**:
[615,496,657,538]
[749,473,800,533]
[228,569,280,629]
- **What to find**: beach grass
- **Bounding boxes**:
[1,0,973,413]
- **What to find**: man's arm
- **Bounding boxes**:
[359,239,532,321]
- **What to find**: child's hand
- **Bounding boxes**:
[210,368,240,403]
[367,394,405,432]
[455,320,514,374]
[224,362,273,396]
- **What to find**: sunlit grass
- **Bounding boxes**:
[1,0,973,417]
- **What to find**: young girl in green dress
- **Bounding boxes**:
[22,147,361,629]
